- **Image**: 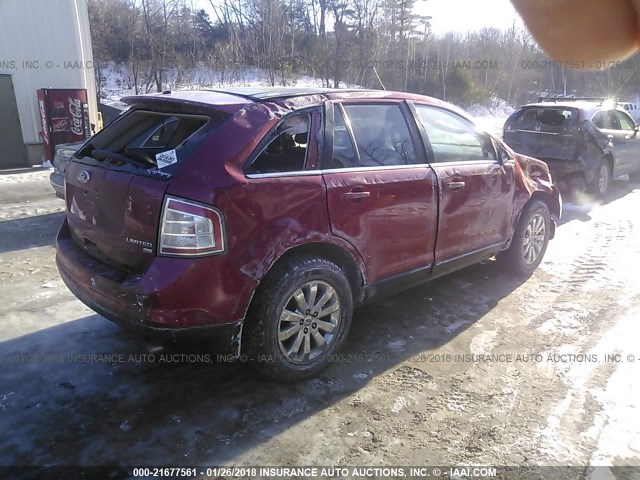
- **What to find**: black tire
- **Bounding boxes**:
[588,159,611,198]
[244,256,353,383]
[629,170,640,183]
[499,200,551,276]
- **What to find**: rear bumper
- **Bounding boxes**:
[55,219,257,354]
[49,172,65,199]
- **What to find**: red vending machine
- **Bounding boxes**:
[37,88,91,163]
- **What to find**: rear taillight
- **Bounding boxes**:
[159,196,225,257]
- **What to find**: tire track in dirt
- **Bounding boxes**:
[472,206,640,465]
[355,201,640,466]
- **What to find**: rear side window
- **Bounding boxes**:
[415,105,496,163]
[246,113,310,174]
[342,104,416,166]
[76,109,221,178]
[511,107,577,129]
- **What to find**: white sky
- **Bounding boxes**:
[417,0,523,35]
[195,0,524,35]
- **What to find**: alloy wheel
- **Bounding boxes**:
[522,212,546,265]
[598,165,609,196]
[277,280,341,364]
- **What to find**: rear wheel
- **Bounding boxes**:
[499,200,551,276]
[589,160,611,197]
[244,256,353,383]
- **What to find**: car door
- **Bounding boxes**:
[613,110,640,175]
[592,110,630,176]
[322,101,439,285]
[412,103,515,275]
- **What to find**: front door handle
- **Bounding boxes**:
[448,181,466,191]
[343,190,371,201]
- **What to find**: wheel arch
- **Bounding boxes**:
[529,190,560,217]
[257,241,366,305]
[604,151,615,176]
[511,192,558,246]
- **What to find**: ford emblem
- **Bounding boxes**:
[78,170,91,184]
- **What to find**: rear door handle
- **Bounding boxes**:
[448,181,466,191]
[343,191,371,200]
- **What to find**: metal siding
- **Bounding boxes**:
[0,0,98,149]
[0,75,30,168]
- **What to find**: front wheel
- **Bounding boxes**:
[499,200,551,276]
[244,256,353,383]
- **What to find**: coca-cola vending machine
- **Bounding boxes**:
[37,88,92,163]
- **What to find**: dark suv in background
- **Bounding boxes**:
[56,87,560,382]
[503,97,640,197]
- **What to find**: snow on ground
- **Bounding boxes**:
[0,168,51,184]
[2,165,640,469]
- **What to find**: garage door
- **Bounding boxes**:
[0,74,29,169]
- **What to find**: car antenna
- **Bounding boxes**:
[372,67,386,90]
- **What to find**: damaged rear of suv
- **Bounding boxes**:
[56,92,246,351]
[503,98,640,197]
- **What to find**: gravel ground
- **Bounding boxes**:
[1,169,639,477]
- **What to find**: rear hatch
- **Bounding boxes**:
[503,106,579,161]
[64,103,228,274]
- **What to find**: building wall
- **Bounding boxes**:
[0,0,98,162]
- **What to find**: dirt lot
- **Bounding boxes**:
[1,169,639,475]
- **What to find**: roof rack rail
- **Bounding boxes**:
[199,88,261,101]
[536,96,608,103]
[199,87,371,102]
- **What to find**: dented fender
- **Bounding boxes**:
[512,153,562,236]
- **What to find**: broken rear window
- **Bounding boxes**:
[76,109,227,178]
[511,108,577,130]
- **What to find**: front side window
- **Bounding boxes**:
[246,114,310,174]
[494,140,513,163]
[615,111,635,130]
[415,105,496,163]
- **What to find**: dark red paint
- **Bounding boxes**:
[55,89,561,354]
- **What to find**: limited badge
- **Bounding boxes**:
[156,149,178,169]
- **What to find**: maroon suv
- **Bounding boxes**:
[56,87,561,381]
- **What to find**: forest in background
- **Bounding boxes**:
[88,0,640,107]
